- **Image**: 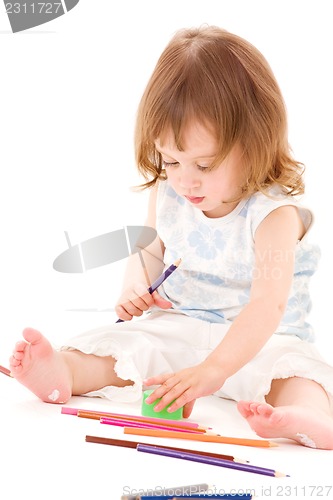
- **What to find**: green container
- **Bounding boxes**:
[141,389,183,420]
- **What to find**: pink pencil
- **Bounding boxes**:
[100,417,203,434]
[61,406,211,430]
[0,365,12,377]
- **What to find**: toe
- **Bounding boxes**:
[14,340,28,353]
[249,402,262,414]
[9,354,21,366]
[9,355,22,370]
[257,403,274,417]
[12,350,25,361]
[237,400,252,417]
[22,327,43,344]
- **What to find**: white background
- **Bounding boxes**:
[1,3,333,499]
[0,0,332,361]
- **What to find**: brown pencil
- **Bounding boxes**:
[123,427,278,447]
[85,435,248,462]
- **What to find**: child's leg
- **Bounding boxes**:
[237,376,333,449]
[9,328,133,404]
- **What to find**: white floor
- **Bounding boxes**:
[2,362,333,500]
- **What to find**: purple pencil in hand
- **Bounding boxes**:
[147,258,181,293]
[116,258,181,323]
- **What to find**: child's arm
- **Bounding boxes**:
[115,184,172,321]
[145,205,305,416]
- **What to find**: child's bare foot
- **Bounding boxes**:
[237,400,333,450]
[9,328,73,404]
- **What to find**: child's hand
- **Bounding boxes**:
[115,284,172,321]
[144,361,226,418]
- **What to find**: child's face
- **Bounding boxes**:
[155,122,246,218]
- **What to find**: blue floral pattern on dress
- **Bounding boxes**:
[188,223,226,259]
[156,181,320,340]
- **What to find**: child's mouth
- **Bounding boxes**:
[185,196,205,204]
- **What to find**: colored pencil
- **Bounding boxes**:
[77,410,209,431]
[139,496,252,500]
[85,435,248,463]
[0,365,12,377]
[124,426,278,447]
[100,417,201,434]
[62,406,210,431]
[147,258,182,293]
[79,410,207,433]
[137,444,287,477]
[116,258,181,322]
[138,496,252,500]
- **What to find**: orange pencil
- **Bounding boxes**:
[123,426,278,448]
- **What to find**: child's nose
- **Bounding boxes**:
[178,168,200,189]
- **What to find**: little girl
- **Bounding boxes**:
[10,25,333,449]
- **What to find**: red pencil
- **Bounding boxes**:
[0,365,12,377]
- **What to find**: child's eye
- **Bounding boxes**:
[162,160,209,171]
[162,161,179,167]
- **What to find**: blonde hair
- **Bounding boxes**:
[134,25,304,197]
